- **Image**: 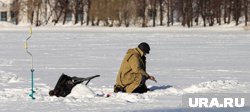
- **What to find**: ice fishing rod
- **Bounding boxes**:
[25,26,35,100]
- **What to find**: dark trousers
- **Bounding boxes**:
[132,76,148,93]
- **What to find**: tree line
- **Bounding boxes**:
[10,0,250,27]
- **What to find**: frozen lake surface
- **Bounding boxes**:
[0,27,250,112]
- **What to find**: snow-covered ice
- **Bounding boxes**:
[0,26,250,111]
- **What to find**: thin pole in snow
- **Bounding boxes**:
[25,26,35,100]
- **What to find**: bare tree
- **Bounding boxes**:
[244,0,249,26]
[121,0,135,27]
[233,0,241,25]
[228,0,232,24]
[200,0,207,27]
[136,0,148,27]
[10,0,20,25]
[9,0,250,27]
[167,0,171,26]
[159,0,164,26]
[27,0,34,24]
[33,0,42,26]
[142,0,148,27]
[224,0,228,23]
[44,0,55,25]
[149,0,157,27]
[215,0,223,25]
[86,0,91,25]
[181,0,192,27]
[52,0,63,25]
[72,0,78,24]
[61,0,69,25]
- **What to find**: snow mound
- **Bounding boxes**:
[103,80,243,103]
[0,59,13,66]
[0,22,16,27]
[244,26,250,31]
[38,80,245,103]
[146,85,183,97]
[0,70,20,84]
[0,80,244,103]
[183,80,242,93]
[67,84,95,99]
[111,92,151,103]
[0,88,30,101]
[144,80,243,97]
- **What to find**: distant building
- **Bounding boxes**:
[0,0,19,24]
[0,0,10,22]
[0,0,72,25]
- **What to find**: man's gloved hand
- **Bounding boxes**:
[149,76,157,83]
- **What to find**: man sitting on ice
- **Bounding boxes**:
[114,42,157,93]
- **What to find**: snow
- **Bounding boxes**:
[67,84,95,99]
[0,26,250,111]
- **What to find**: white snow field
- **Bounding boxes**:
[0,26,250,112]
